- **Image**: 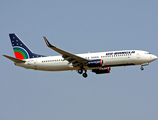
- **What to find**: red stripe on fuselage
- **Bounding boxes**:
[14,52,24,60]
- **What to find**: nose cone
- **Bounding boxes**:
[151,55,157,61]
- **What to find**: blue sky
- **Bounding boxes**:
[1,1,158,120]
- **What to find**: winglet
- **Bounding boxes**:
[43,36,54,47]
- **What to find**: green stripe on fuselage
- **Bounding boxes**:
[14,49,27,59]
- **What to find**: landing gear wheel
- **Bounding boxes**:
[140,66,144,71]
[83,73,88,78]
[78,69,83,74]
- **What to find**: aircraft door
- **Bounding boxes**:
[34,60,37,68]
[137,53,140,58]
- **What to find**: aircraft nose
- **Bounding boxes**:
[151,55,157,61]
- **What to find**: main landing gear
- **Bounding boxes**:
[78,69,88,78]
[78,69,83,74]
[140,66,144,71]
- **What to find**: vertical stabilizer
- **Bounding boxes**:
[9,33,45,59]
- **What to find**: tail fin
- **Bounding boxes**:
[9,33,45,59]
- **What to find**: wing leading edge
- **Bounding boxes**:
[43,36,88,67]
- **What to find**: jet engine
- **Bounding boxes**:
[92,67,111,74]
[88,59,103,67]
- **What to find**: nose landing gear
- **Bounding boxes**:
[140,66,144,71]
[140,63,149,71]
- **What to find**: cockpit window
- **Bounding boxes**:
[145,52,151,54]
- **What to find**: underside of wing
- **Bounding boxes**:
[43,36,88,67]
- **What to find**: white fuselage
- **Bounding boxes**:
[15,50,157,71]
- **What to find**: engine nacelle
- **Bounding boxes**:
[88,59,103,67]
[92,67,111,74]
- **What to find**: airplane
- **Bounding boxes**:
[3,33,157,78]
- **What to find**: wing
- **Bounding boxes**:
[43,36,88,67]
[3,55,25,63]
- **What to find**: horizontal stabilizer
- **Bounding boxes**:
[3,55,25,63]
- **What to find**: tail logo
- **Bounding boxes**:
[13,47,29,59]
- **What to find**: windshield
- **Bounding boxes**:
[144,52,151,54]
